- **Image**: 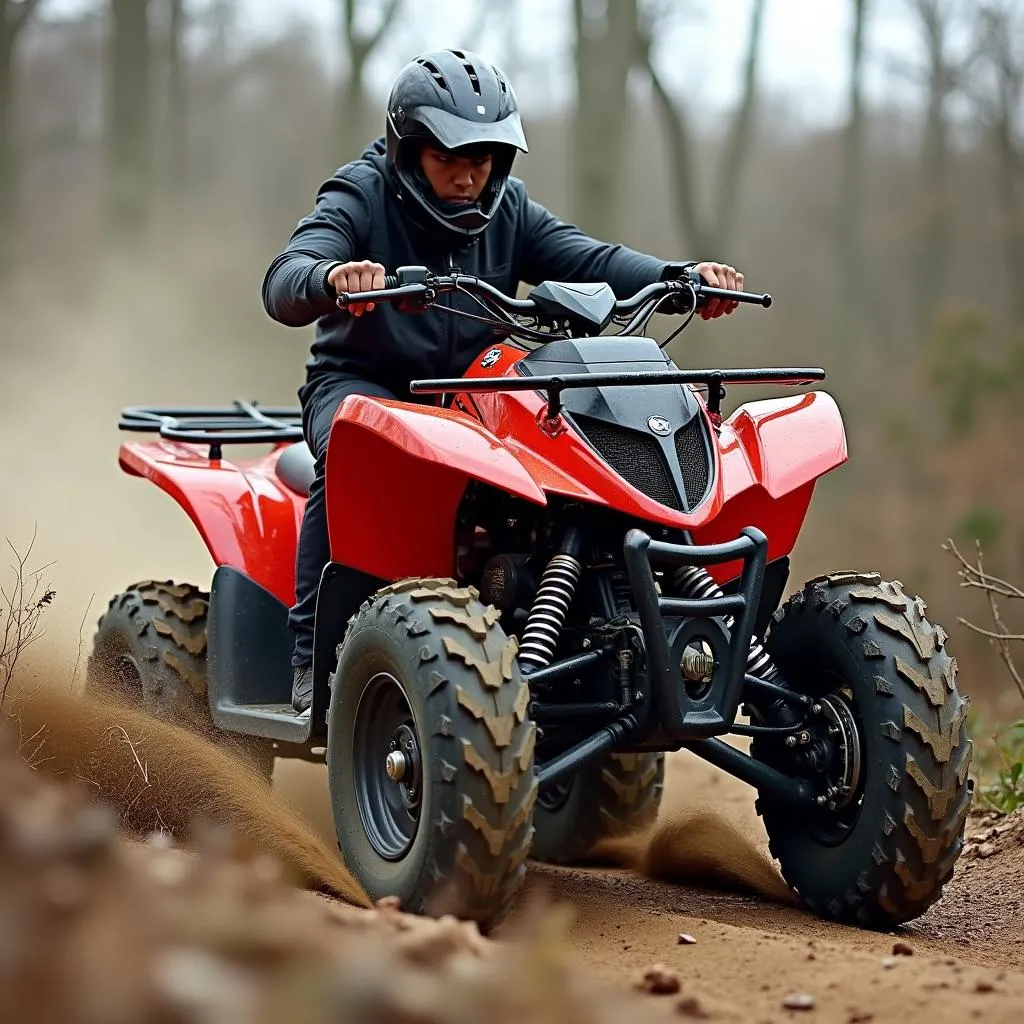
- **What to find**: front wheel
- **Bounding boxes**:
[752,571,973,928]
[326,578,537,931]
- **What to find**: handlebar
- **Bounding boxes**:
[333,267,772,316]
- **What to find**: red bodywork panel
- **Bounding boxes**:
[325,343,848,583]
[118,341,848,597]
[117,440,305,606]
[323,395,546,579]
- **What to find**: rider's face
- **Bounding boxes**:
[420,145,493,204]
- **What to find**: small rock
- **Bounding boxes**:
[782,992,816,1010]
[977,843,997,859]
[677,933,697,945]
[892,941,914,956]
[881,956,897,969]
[807,952,816,961]
[975,980,995,994]
[636,964,681,995]
[848,1012,874,1023]
[676,994,711,1018]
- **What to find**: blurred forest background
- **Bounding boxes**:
[0,0,1021,723]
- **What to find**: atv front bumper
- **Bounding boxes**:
[623,525,768,739]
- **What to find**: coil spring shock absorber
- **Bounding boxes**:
[518,530,583,673]
[673,565,778,679]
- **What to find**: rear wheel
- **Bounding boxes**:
[530,752,665,863]
[327,577,537,931]
[752,571,973,927]
[85,580,276,781]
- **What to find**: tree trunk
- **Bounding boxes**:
[713,0,766,255]
[572,0,637,239]
[910,0,955,339]
[106,0,153,242]
[839,0,868,351]
[0,27,14,273]
[335,0,401,165]
[164,0,186,202]
[994,112,1024,324]
[0,0,44,274]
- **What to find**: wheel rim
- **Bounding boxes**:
[352,671,423,861]
[800,678,867,846]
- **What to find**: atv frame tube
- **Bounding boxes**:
[623,526,768,737]
[410,367,826,423]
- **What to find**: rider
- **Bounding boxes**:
[262,49,745,714]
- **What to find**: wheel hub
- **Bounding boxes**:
[814,694,861,811]
[353,673,424,861]
[389,723,422,807]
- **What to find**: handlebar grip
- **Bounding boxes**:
[335,273,404,308]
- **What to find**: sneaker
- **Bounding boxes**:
[291,663,313,714]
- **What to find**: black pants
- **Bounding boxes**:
[288,375,406,668]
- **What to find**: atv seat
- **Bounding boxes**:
[276,441,316,497]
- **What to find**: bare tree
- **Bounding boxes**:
[840,0,870,351]
[971,3,1024,323]
[105,0,153,240]
[0,0,45,271]
[163,0,187,202]
[640,0,767,256]
[571,0,638,239]
[900,0,966,336]
[335,0,402,163]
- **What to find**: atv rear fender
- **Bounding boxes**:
[324,395,546,580]
[118,440,304,606]
[692,390,848,582]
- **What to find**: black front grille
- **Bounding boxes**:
[573,415,681,510]
[674,417,711,507]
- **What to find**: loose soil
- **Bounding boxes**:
[3,679,1021,1024]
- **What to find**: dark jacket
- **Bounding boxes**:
[262,138,694,400]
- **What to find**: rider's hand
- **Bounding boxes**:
[693,262,743,320]
[328,260,386,316]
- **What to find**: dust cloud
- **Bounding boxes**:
[6,677,369,907]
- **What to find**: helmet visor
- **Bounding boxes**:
[409,105,528,154]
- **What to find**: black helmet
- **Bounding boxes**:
[385,49,528,243]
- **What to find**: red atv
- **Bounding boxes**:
[87,268,973,931]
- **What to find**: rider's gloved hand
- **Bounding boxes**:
[692,261,743,319]
[326,260,386,316]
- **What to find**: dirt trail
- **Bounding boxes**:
[9,676,1021,1022]
[499,750,1024,1022]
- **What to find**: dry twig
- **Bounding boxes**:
[0,526,56,710]
[943,537,1024,701]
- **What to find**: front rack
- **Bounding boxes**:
[119,400,303,459]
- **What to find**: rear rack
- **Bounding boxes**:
[119,400,303,459]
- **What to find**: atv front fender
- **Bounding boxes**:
[724,390,848,501]
[691,391,848,582]
[324,395,546,581]
[118,440,304,605]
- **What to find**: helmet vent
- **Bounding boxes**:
[417,59,452,96]
[462,60,482,95]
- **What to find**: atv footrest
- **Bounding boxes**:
[212,703,313,743]
[623,526,768,739]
